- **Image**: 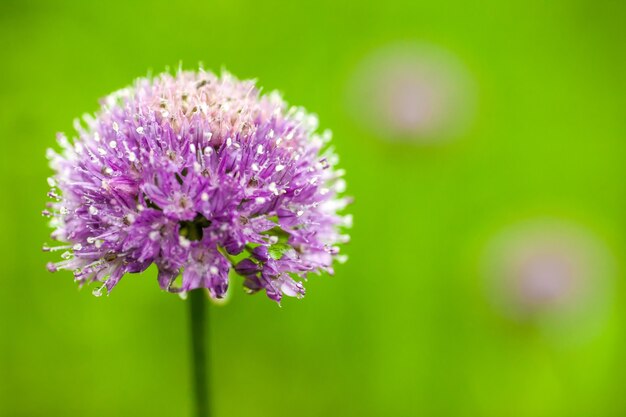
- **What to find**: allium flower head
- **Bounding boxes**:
[347,42,475,144]
[44,69,350,302]
[482,219,614,339]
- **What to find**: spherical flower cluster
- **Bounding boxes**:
[482,219,613,327]
[44,70,351,302]
[347,42,475,144]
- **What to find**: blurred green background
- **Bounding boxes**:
[1,0,625,416]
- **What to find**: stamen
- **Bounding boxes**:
[42,244,71,252]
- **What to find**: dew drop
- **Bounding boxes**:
[179,236,191,248]
[335,179,347,193]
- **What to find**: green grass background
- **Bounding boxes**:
[1,0,625,416]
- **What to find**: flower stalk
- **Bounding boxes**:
[189,290,209,417]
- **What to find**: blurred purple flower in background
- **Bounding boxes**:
[43,69,351,303]
[347,42,476,144]
[482,219,614,343]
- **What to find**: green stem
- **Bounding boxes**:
[189,289,210,417]
[216,245,237,266]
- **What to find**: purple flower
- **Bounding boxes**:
[44,70,351,303]
[482,219,613,328]
[347,42,475,144]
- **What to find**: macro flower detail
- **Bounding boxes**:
[44,70,351,302]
